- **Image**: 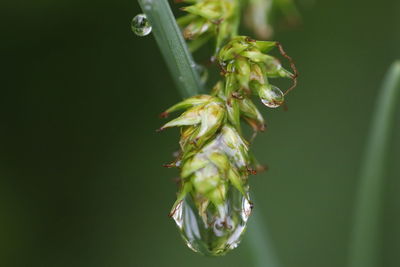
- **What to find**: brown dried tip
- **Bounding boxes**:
[231,92,244,100]
[256,164,268,173]
[163,163,176,168]
[283,102,289,112]
[172,177,181,185]
[245,37,256,43]
[156,127,165,132]
[160,112,169,118]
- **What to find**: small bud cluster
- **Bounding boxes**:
[177,0,238,51]
[217,36,296,110]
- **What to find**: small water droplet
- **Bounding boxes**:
[172,187,251,256]
[260,85,284,108]
[131,14,152,37]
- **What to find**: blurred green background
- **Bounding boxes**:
[1,0,400,266]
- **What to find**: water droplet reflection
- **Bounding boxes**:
[172,187,252,256]
[131,14,152,37]
[260,85,284,108]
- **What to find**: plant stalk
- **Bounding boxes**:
[137,0,203,98]
[348,61,400,267]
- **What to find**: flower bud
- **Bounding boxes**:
[195,101,225,146]
[238,98,265,132]
[263,55,293,78]
[241,49,269,63]
[235,57,251,89]
[163,95,213,116]
[249,63,266,84]
[226,97,241,130]
[182,5,221,21]
[183,19,212,40]
[179,0,236,51]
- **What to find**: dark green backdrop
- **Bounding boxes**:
[1,0,400,266]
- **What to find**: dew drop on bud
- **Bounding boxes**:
[260,85,284,108]
[131,14,152,37]
[171,187,252,256]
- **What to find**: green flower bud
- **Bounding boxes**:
[162,95,213,117]
[218,37,250,62]
[249,63,266,84]
[179,0,237,51]
[263,55,293,78]
[219,125,249,170]
[182,5,221,21]
[238,98,265,132]
[235,57,251,89]
[241,49,269,63]
[226,97,241,130]
[254,40,277,53]
[160,105,203,130]
[183,19,212,40]
[195,101,225,145]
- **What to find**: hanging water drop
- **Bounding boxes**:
[131,14,152,37]
[260,85,284,108]
[171,186,252,256]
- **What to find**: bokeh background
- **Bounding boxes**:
[1,0,400,266]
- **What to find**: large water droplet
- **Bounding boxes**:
[172,187,252,256]
[260,85,284,108]
[131,14,152,36]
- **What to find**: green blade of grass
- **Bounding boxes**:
[246,200,280,267]
[138,0,280,265]
[137,0,203,98]
[349,61,400,267]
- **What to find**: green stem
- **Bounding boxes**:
[348,61,400,267]
[137,0,203,98]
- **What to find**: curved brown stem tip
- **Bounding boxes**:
[168,200,183,217]
[276,42,299,95]
[163,163,175,168]
[283,102,289,112]
[156,127,165,132]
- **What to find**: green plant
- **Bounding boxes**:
[137,0,297,257]
[136,0,400,265]
[348,61,400,267]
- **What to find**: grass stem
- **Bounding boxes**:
[137,0,203,98]
[349,61,400,267]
